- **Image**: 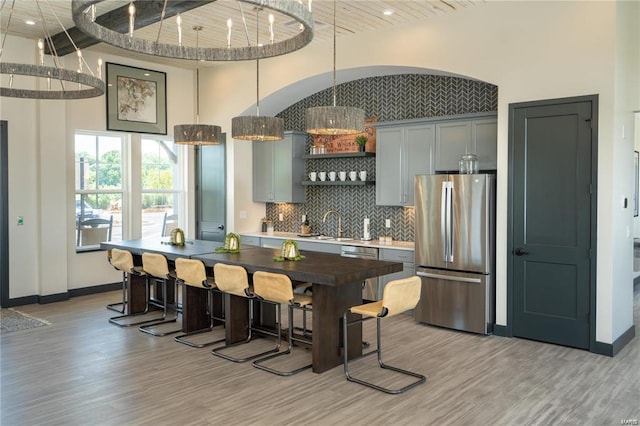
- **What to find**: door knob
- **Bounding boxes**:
[514,247,529,256]
[218,224,225,231]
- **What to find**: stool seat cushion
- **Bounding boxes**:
[292,293,313,307]
[350,301,384,318]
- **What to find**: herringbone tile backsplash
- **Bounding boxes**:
[265,73,497,241]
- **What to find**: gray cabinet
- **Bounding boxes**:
[253,131,306,203]
[435,116,497,172]
[378,248,415,300]
[376,122,435,206]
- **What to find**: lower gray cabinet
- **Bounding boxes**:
[378,248,415,300]
[253,131,306,203]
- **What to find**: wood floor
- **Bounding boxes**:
[2,284,639,426]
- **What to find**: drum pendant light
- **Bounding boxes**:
[305,0,364,135]
[232,7,284,142]
[174,26,222,145]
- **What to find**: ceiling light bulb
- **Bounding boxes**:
[25,19,36,25]
[383,9,394,16]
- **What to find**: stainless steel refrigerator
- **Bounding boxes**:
[414,174,496,334]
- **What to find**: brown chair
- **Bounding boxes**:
[342,276,426,394]
[173,258,225,348]
[138,252,182,336]
[161,213,178,237]
[210,263,280,363]
[251,271,313,376]
[77,216,113,247]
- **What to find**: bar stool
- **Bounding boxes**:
[252,271,313,376]
[108,248,164,328]
[106,248,128,313]
[210,263,280,363]
[342,276,426,394]
[174,258,225,348]
[138,252,182,337]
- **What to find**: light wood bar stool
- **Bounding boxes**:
[108,248,162,327]
[174,258,225,348]
[342,276,426,394]
[252,271,313,376]
[106,248,128,314]
[210,263,280,363]
[138,252,182,337]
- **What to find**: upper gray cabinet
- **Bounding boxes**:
[376,121,435,206]
[253,131,306,203]
[435,114,497,172]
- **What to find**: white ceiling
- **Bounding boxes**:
[1,0,481,68]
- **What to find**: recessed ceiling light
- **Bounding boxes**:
[25,19,36,25]
[383,9,395,16]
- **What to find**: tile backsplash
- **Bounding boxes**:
[265,73,497,242]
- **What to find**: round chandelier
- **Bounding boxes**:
[71,0,314,61]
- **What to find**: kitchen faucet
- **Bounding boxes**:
[322,210,343,238]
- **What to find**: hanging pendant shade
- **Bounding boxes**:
[174,26,222,145]
[232,116,284,141]
[305,106,365,135]
[304,0,364,136]
[174,124,222,145]
[231,8,284,142]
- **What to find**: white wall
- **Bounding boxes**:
[202,1,636,344]
[0,35,197,296]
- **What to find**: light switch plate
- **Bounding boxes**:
[385,219,391,228]
[17,216,23,226]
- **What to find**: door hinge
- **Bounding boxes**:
[585,118,592,129]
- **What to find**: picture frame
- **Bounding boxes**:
[634,151,638,217]
[106,62,167,134]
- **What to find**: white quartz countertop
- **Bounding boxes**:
[240,231,415,251]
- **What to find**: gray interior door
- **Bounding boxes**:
[1,120,8,307]
[509,97,595,349]
[195,136,226,242]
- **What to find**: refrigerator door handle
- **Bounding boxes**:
[448,181,454,262]
[441,182,448,262]
[417,271,482,284]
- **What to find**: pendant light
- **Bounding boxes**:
[232,7,284,141]
[305,0,364,135]
[174,26,222,145]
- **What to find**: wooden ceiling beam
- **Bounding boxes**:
[46,0,214,56]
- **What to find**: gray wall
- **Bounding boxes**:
[266,73,497,241]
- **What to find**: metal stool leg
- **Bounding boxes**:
[139,276,182,336]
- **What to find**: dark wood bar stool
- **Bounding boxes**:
[174,258,225,348]
[252,271,313,376]
[138,252,182,337]
[210,263,280,363]
[342,276,426,394]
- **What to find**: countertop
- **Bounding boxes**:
[240,231,415,251]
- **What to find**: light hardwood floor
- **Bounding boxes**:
[2,284,639,426]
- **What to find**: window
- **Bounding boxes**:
[75,132,124,250]
[141,137,182,238]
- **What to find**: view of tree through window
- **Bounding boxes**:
[75,133,124,249]
[141,138,181,238]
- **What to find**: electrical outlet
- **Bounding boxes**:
[278,213,284,221]
[385,219,391,228]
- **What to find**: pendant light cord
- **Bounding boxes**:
[256,7,260,116]
[194,25,203,125]
[332,0,336,107]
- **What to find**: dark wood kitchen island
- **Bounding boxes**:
[102,238,403,373]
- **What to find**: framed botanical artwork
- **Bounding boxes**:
[106,62,167,134]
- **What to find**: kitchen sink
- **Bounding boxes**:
[334,237,354,241]
[314,235,334,240]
